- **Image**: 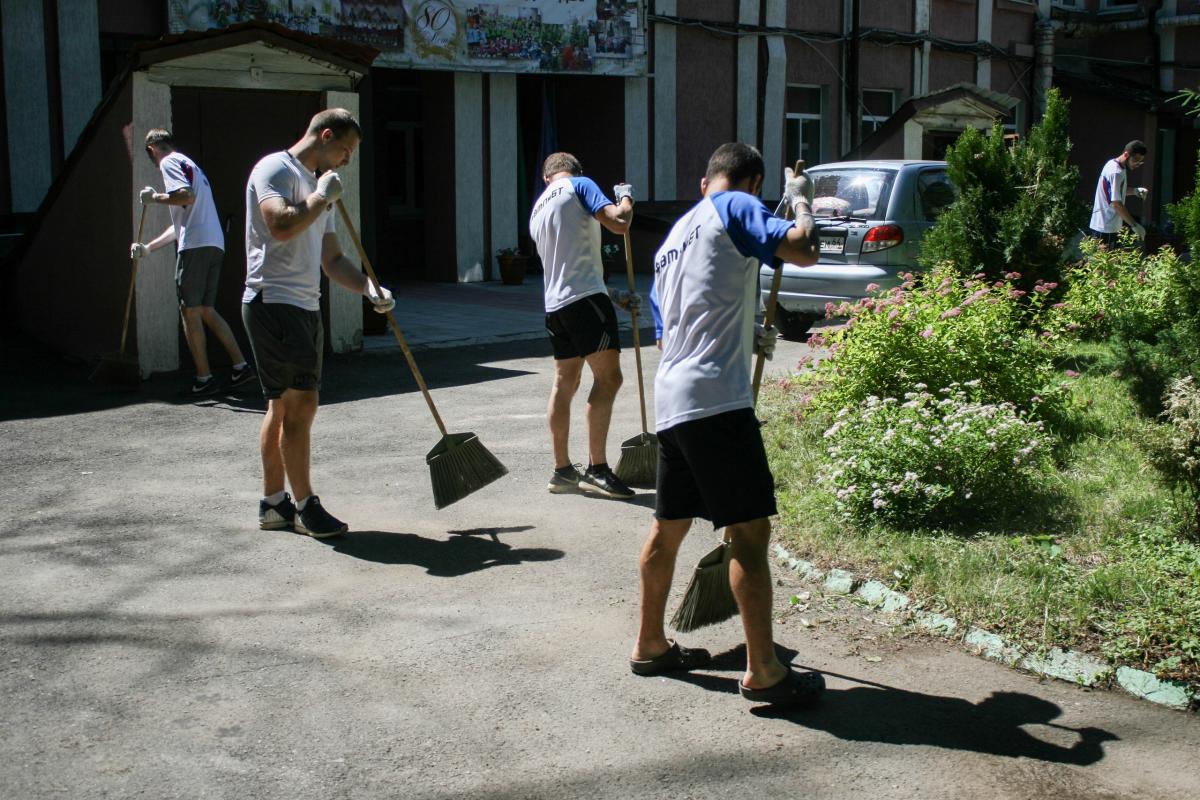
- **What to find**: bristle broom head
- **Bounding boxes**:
[426,432,508,509]
[89,354,141,389]
[614,431,658,486]
[669,541,739,632]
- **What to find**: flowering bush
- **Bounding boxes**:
[820,386,1053,528]
[804,263,1069,428]
[1142,376,1200,530]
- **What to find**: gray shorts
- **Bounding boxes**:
[176,246,224,307]
[241,293,323,399]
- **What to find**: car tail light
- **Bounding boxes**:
[862,224,903,252]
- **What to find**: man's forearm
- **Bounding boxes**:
[150,189,195,206]
[146,226,176,252]
[323,253,369,295]
[1113,201,1137,227]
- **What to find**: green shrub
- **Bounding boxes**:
[820,386,1053,528]
[920,88,1087,287]
[1050,234,1172,342]
[804,264,1070,429]
[1141,376,1200,531]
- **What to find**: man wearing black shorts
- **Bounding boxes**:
[629,144,824,707]
[131,129,254,395]
[242,109,394,538]
[529,152,640,499]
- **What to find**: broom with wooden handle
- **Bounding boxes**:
[670,161,805,633]
[91,204,148,389]
[613,230,657,486]
[335,200,507,509]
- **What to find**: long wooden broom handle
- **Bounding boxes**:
[335,199,449,436]
[752,159,805,405]
[621,231,650,436]
[118,204,149,356]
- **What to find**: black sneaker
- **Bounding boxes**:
[190,376,219,397]
[229,363,258,389]
[547,464,584,494]
[295,495,348,539]
[259,493,297,531]
[580,464,635,499]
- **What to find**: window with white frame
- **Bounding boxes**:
[1100,0,1139,10]
[860,89,895,142]
[785,85,823,167]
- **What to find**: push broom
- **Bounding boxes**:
[613,230,657,486]
[670,161,804,633]
[335,200,508,509]
[91,204,148,389]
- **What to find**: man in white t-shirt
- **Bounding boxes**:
[1089,139,1149,247]
[628,143,825,708]
[241,108,394,539]
[529,152,640,499]
[130,129,252,396]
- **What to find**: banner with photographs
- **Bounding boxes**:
[168,1,646,76]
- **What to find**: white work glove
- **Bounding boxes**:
[783,166,815,209]
[315,171,343,204]
[1134,187,1149,200]
[754,323,779,361]
[130,242,150,260]
[1131,222,1146,240]
[139,186,159,204]
[608,288,641,314]
[365,281,394,314]
[613,183,634,204]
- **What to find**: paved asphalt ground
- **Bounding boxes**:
[2,329,1199,800]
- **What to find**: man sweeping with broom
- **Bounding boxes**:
[242,108,393,537]
[529,152,641,499]
[629,143,823,707]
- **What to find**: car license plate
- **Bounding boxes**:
[819,237,844,254]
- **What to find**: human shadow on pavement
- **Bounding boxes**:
[660,645,1118,766]
[317,525,562,576]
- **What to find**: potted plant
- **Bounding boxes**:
[496,247,530,285]
[601,243,623,283]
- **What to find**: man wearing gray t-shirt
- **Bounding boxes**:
[242,108,394,538]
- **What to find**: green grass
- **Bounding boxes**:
[761,344,1200,685]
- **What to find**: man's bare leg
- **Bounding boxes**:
[180,306,211,377]
[279,388,319,500]
[582,348,623,466]
[548,357,583,468]
[632,517,692,660]
[200,306,247,364]
[727,517,790,690]
[260,399,286,497]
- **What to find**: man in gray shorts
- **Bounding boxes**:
[242,108,394,538]
[131,129,255,396]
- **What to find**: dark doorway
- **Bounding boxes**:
[370,68,428,283]
[170,86,320,369]
[923,130,961,161]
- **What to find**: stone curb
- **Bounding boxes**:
[772,543,1197,712]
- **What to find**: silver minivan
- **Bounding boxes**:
[761,159,955,338]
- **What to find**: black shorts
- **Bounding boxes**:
[1088,229,1119,248]
[241,293,323,400]
[655,408,777,530]
[176,246,223,307]
[545,293,620,360]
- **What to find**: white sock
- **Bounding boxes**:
[196,374,212,382]
[233,361,247,370]
[264,490,287,506]
[296,495,312,511]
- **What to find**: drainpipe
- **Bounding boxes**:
[844,0,860,152]
[1150,1,1164,85]
[1034,21,1054,120]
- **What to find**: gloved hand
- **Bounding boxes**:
[608,288,641,313]
[1132,222,1146,240]
[365,280,394,314]
[130,242,150,260]
[754,323,778,361]
[783,166,815,208]
[1134,187,1149,200]
[613,183,634,204]
[139,186,159,204]
[315,171,343,204]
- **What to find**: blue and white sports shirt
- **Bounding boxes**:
[529,176,614,313]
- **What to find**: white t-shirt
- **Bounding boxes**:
[652,191,794,432]
[528,176,613,313]
[243,151,336,311]
[1090,158,1128,233]
[159,152,224,252]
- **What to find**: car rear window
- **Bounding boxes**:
[809,169,898,220]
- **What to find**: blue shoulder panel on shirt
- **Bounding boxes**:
[571,177,614,217]
[649,279,663,340]
[710,191,793,265]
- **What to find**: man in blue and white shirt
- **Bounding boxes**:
[1089,140,1148,246]
[628,143,825,708]
[529,152,640,499]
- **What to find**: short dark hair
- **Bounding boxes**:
[1124,140,1148,156]
[144,128,173,147]
[705,142,764,185]
[308,108,362,141]
[542,152,582,178]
